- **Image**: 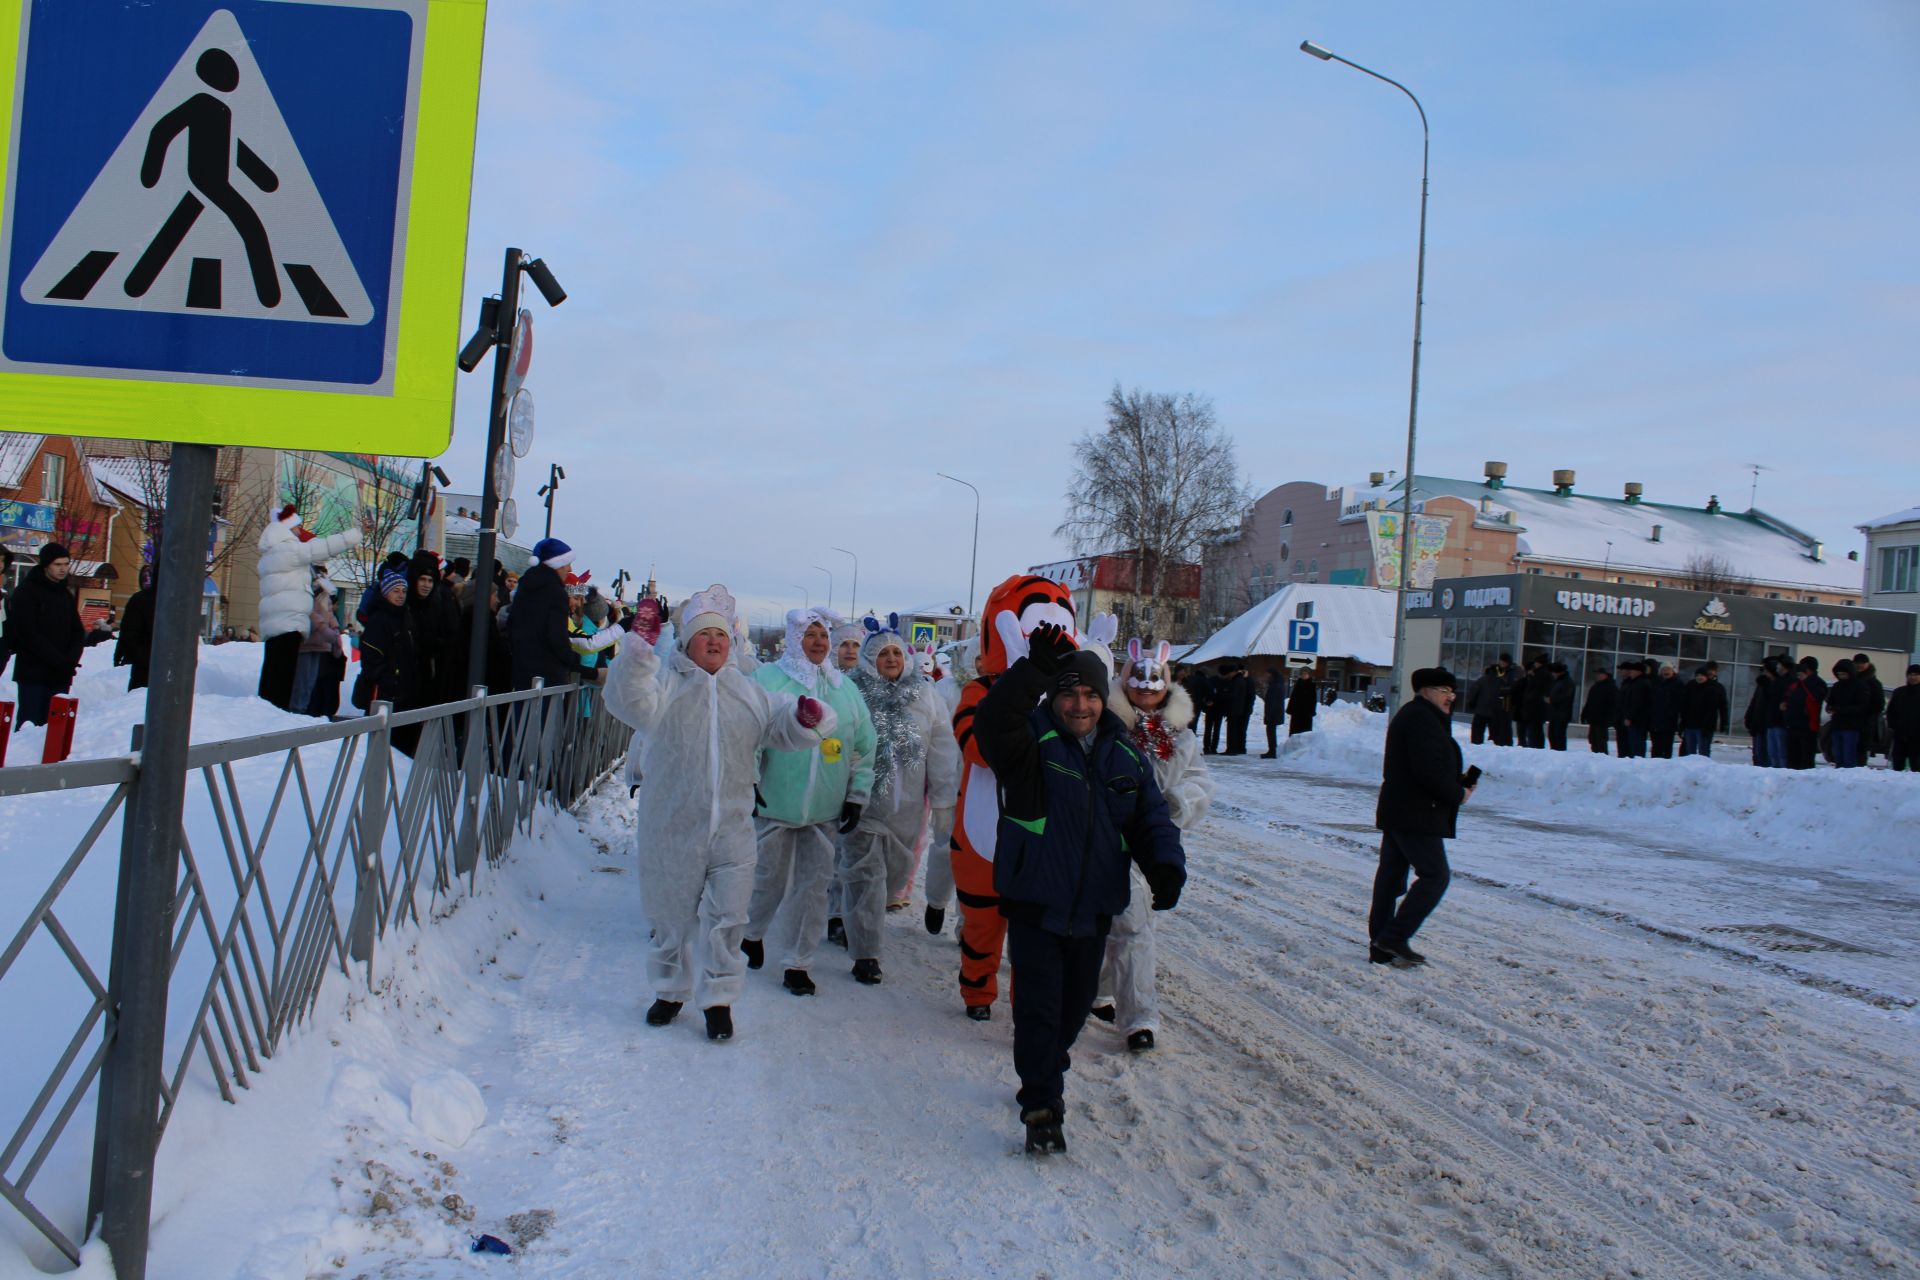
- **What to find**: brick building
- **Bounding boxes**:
[1028,550,1205,645]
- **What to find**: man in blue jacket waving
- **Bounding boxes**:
[975,621,1186,1154]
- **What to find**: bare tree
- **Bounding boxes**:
[1680,552,1749,592]
[1057,385,1253,644]
[336,457,416,600]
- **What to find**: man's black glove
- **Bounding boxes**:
[839,802,863,834]
[1147,862,1185,911]
[1025,621,1077,676]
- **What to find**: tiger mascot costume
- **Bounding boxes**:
[949,574,1078,1017]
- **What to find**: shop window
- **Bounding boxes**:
[1555,623,1587,649]
[1616,629,1647,654]
[1679,633,1708,661]
[1523,619,1553,647]
[1647,632,1678,658]
[1587,625,1617,651]
[1708,635,1738,662]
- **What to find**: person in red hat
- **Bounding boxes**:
[255,504,360,710]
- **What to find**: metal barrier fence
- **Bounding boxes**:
[0,679,627,1270]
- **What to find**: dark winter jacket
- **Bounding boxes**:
[1616,673,1652,730]
[1825,677,1870,733]
[1183,670,1216,714]
[352,595,417,712]
[1548,674,1575,725]
[404,561,466,704]
[461,597,513,697]
[1469,665,1514,718]
[1887,683,1920,742]
[1648,673,1686,734]
[1581,676,1618,727]
[1744,672,1775,734]
[507,563,576,692]
[1520,667,1553,722]
[1375,696,1467,840]
[1681,677,1730,733]
[3,566,86,690]
[1262,672,1287,726]
[115,583,157,675]
[1783,677,1820,733]
[1218,670,1256,720]
[975,656,1186,939]
[1285,677,1318,726]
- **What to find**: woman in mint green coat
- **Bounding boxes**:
[742,607,876,995]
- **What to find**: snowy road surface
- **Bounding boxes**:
[67,736,1912,1280]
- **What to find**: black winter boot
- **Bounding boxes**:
[783,969,817,996]
[1022,1106,1066,1155]
[1127,1029,1155,1052]
[644,999,682,1027]
[852,958,883,985]
[826,916,847,948]
[704,1006,733,1040]
[924,906,945,935]
[741,937,764,970]
[965,1004,992,1022]
[1374,937,1427,967]
[1089,1004,1116,1023]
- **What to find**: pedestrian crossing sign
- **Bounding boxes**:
[0,0,485,454]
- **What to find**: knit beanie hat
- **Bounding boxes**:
[532,537,574,569]
[378,567,407,595]
[38,541,70,566]
[1053,650,1110,702]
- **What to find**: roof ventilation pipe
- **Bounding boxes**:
[1369,471,1386,487]
[1552,469,1576,497]
[1624,482,1643,504]
[1484,460,1507,490]
[1707,494,1722,514]
[1650,524,1663,542]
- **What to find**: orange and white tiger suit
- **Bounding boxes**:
[949,574,1078,1014]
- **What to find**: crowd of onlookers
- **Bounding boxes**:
[1178,662,1323,758]
[1461,650,1919,771]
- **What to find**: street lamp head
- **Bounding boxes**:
[1300,40,1334,60]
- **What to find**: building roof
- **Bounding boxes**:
[0,433,46,489]
[1180,582,1397,666]
[1857,506,1920,533]
[88,457,155,507]
[899,599,968,618]
[1384,474,1861,594]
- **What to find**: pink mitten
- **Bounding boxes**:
[630,598,665,645]
[795,696,824,729]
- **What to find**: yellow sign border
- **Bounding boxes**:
[0,0,485,457]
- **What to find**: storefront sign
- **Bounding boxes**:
[1693,597,1734,633]
[0,497,56,532]
[1463,586,1511,609]
[1772,611,1867,640]
[1552,588,1656,618]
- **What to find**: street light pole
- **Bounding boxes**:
[1301,40,1428,711]
[538,462,565,540]
[937,472,980,622]
[793,583,809,609]
[812,565,834,616]
[830,545,859,619]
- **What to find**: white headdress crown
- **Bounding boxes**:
[684,584,737,630]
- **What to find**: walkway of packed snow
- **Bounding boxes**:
[4,654,1917,1278]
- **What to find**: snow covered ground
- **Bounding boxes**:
[4,666,1918,1278]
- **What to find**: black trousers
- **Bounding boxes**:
[257,631,302,709]
[1225,714,1251,755]
[1649,728,1676,759]
[1203,712,1223,753]
[1469,714,1489,744]
[1587,724,1610,753]
[1369,831,1451,946]
[1519,718,1547,749]
[1264,724,1279,755]
[1786,725,1817,770]
[1006,920,1105,1114]
[1891,736,1918,772]
[1547,720,1568,751]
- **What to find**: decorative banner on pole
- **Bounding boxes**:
[0,0,486,456]
[1366,511,1452,589]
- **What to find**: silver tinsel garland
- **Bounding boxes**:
[850,669,928,803]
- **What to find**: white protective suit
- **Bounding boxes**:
[842,630,960,962]
[1101,680,1213,1035]
[256,516,361,639]
[603,630,837,1011]
[922,642,971,916]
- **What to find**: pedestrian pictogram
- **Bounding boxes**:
[0,0,487,455]
[23,10,373,324]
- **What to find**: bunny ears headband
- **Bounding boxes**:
[1125,638,1174,691]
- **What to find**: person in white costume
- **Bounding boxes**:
[255,503,360,709]
[1095,638,1214,1051]
[843,617,959,982]
[601,585,837,1042]
[920,638,973,934]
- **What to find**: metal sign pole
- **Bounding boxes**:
[464,246,522,691]
[97,442,217,1280]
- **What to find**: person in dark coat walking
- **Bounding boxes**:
[1181,666,1214,740]
[1647,664,1685,759]
[1518,656,1553,748]
[1546,661,1575,750]
[6,544,103,726]
[508,538,579,692]
[114,567,158,691]
[1218,664,1256,755]
[1615,660,1652,758]
[1679,663,1730,757]
[1582,669,1618,754]
[1199,665,1228,754]
[1286,671,1318,736]
[1369,667,1473,966]
[973,622,1185,1153]
[1887,664,1920,773]
[1260,667,1287,758]
[1467,655,1515,745]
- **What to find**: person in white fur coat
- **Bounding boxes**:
[1095,638,1215,1051]
[256,504,360,709]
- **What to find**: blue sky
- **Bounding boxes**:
[446,1,1919,623]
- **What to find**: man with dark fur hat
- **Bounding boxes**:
[1370,667,1474,967]
[973,621,1186,1154]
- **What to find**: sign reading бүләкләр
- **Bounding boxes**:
[0,0,485,455]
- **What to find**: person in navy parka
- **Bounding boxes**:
[974,621,1186,1154]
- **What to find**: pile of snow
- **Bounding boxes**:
[409,1070,487,1149]
[1274,701,1920,875]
